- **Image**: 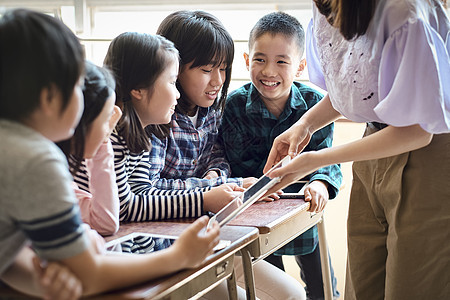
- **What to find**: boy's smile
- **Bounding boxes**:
[245,33,304,115]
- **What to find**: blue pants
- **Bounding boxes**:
[264,242,339,300]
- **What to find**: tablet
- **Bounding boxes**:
[207,155,291,229]
[105,232,231,254]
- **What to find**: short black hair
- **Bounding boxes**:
[157,10,234,115]
[249,11,305,56]
[0,9,84,121]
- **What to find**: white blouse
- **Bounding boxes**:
[307,0,450,133]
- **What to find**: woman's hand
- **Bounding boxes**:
[264,120,313,174]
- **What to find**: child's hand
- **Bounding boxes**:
[304,180,329,213]
[104,105,122,142]
[203,183,245,213]
[203,171,219,179]
[33,256,82,300]
[242,177,257,188]
[172,216,220,269]
[258,190,283,202]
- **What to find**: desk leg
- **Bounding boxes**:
[318,217,333,300]
[240,248,256,300]
[227,269,238,300]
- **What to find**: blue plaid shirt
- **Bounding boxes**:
[216,82,343,255]
[148,106,242,190]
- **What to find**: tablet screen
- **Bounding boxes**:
[208,156,291,228]
[105,233,175,254]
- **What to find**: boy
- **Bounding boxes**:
[217,12,341,300]
[0,9,219,299]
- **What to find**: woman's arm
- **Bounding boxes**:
[266,124,433,194]
[264,94,341,172]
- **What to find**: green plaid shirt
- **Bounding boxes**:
[216,82,342,255]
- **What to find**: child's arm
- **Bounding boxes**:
[76,140,119,236]
[1,248,82,300]
[59,216,219,296]
[2,217,219,298]
[147,134,241,190]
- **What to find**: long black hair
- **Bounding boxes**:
[58,61,115,175]
[104,32,179,153]
[157,10,234,116]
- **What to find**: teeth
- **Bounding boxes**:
[261,80,278,87]
[206,91,217,95]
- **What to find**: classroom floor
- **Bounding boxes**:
[283,121,366,299]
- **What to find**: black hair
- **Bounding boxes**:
[249,11,305,56]
[0,9,84,121]
[58,61,115,175]
[104,32,179,153]
[157,10,234,116]
[314,0,377,40]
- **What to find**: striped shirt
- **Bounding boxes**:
[74,130,208,222]
[147,107,242,190]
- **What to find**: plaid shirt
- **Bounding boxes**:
[216,82,343,255]
[148,106,242,190]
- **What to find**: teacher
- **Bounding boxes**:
[264,1,450,299]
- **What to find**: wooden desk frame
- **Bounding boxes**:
[228,200,333,300]
[95,222,259,300]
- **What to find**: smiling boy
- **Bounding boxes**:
[217,12,342,300]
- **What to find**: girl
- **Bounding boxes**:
[92,31,241,222]
[264,1,450,299]
[58,61,122,236]
[148,10,257,192]
[155,11,306,300]
[0,9,219,299]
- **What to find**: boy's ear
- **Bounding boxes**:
[130,89,143,100]
[39,84,61,116]
[296,58,307,77]
[243,52,250,71]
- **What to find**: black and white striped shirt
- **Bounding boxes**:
[75,130,208,222]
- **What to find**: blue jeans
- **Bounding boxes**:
[264,242,339,300]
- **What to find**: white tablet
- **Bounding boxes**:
[207,155,291,229]
[105,232,231,254]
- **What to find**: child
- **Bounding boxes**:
[88,31,243,222]
[149,10,257,192]
[265,1,450,299]
[155,11,306,300]
[0,8,219,298]
[58,61,122,236]
[217,12,342,300]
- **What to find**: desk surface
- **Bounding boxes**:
[88,222,259,299]
[228,198,311,234]
[228,198,320,259]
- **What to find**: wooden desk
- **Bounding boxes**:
[91,222,259,300]
[228,199,333,300]
[0,222,259,300]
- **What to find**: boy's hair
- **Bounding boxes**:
[0,9,84,121]
[104,32,179,153]
[157,10,234,116]
[249,11,305,56]
[58,61,115,175]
